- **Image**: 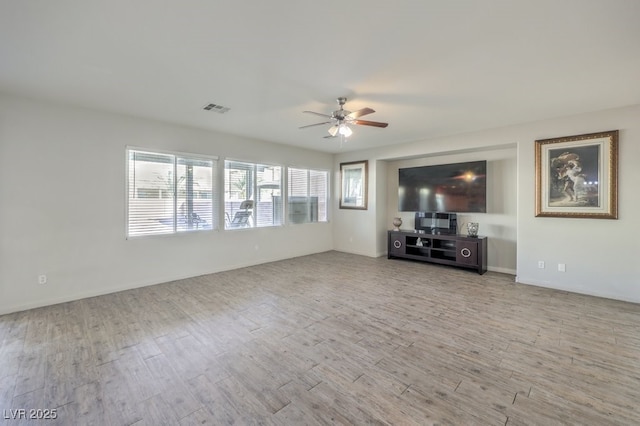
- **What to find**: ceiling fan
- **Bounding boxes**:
[299,97,388,138]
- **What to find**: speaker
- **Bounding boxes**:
[390,236,404,256]
[456,241,478,265]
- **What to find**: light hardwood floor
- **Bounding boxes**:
[1,251,639,425]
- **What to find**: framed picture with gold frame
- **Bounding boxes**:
[535,130,618,219]
[339,160,368,210]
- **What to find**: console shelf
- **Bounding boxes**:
[388,230,487,274]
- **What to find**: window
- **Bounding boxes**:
[127,149,216,237]
[224,160,283,229]
[288,168,329,224]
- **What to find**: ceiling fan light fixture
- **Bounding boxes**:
[328,125,339,137]
[339,124,353,137]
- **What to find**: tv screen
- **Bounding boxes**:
[398,160,487,212]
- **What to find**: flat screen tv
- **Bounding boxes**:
[398,160,487,212]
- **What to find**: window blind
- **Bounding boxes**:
[127,149,216,237]
[287,168,329,224]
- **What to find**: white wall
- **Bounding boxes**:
[0,94,334,314]
[334,104,640,303]
[515,105,640,303]
[331,159,383,257]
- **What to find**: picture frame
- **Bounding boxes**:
[340,160,368,210]
[535,130,618,219]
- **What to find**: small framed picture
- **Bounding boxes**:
[535,130,618,219]
[340,160,368,210]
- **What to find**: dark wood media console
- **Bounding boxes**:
[388,230,488,274]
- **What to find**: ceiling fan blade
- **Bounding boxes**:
[299,121,332,129]
[353,119,389,128]
[303,110,333,119]
[347,107,375,119]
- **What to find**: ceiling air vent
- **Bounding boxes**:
[202,103,230,114]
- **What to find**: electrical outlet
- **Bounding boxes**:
[538,261,545,269]
[38,274,47,285]
[558,263,566,272]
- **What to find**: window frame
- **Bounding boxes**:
[286,166,331,225]
[126,146,218,238]
[223,158,284,230]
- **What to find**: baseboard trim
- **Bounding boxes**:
[516,276,640,304]
[489,266,516,275]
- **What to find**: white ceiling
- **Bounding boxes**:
[1,1,639,153]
